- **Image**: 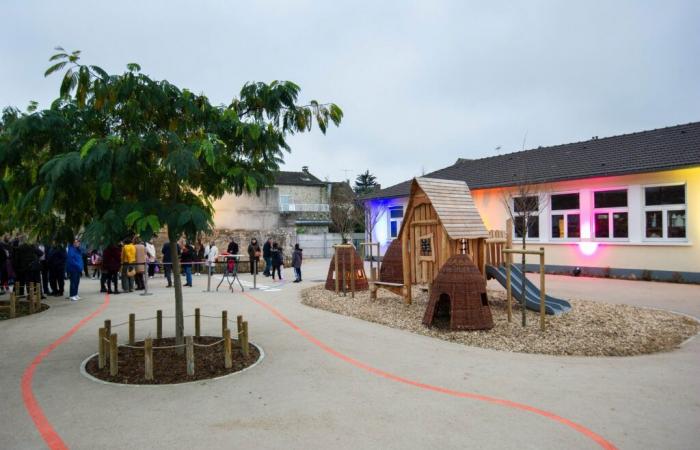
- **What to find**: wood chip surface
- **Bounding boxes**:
[300,285,699,356]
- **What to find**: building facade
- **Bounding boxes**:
[365,122,700,282]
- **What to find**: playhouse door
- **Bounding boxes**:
[412,203,438,284]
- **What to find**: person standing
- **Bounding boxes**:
[270,242,283,281]
[292,244,303,283]
[39,241,50,297]
[66,238,83,301]
[145,239,156,278]
[121,238,136,292]
[101,243,121,294]
[134,238,146,290]
[227,239,239,257]
[262,238,272,276]
[161,241,179,288]
[247,238,261,275]
[204,240,219,274]
[195,239,205,275]
[180,241,195,287]
[47,242,66,296]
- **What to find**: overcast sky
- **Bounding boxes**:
[2,1,699,188]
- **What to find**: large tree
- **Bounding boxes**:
[0,48,342,345]
[353,169,378,195]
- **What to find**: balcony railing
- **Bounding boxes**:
[279,203,330,212]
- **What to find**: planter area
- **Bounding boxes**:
[301,284,699,357]
[0,299,49,320]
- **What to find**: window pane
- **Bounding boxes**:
[595,213,609,238]
[645,185,685,206]
[551,214,564,238]
[567,214,580,238]
[390,221,398,238]
[613,212,628,238]
[514,196,539,213]
[667,210,686,238]
[389,206,403,218]
[420,238,432,256]
[594,189,627,208]
[645,211,663,238]
[514,217,525,238]
[528,217,539,238]
[551,193,579,210]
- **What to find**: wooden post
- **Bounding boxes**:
[156,310,162,340]
[350,248,355,298]
[334,248,339,294]
[370,267,377,282]
[109,333,118,376]
[195,308,201,337]
[185,336,194,376]
[128,313,135,345]
[104,319,111,361]
[221,310,228,337]
[35,283,41,311]
[223,328,232,369]
[9,291,16,319]
[506,258,512,323]
[241,321,249,358]
[28,282,35,314]
[539,248,546,332]
[98,327,106,369]
[506,219,513,323]
[144,337,153,380]
[401,234,412,305]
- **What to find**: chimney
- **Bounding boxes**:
[302,166,309,174]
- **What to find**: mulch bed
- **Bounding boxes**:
[301,284,700,357]
[0,300,49,320]
[85,336,261,385]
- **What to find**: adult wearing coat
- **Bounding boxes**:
[161,241,180,288]
[66,239,83,301]
[204,240,219,273]
[292,244,303,283]
[47,243,66,297]
[247,238,261,275]
[121,239,136,292]
[134,239,146,290]
[102,243,122,294]
[262,238,272,276]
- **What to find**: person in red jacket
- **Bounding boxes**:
[101,243,122,294]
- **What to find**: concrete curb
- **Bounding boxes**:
[79,341,265,387]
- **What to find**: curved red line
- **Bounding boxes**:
[244,292,617,450]
[21,294,110,450]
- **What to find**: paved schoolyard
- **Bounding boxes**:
[0,259,698,449]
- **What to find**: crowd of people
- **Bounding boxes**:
[0,234,305,303]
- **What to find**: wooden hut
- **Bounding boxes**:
[422,254,494,330]
[398,177,489,303]
[379,238,403,284]
[325,244,369,292]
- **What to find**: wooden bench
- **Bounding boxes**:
[369,281,407,300]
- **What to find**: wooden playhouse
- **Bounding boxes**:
[372,177,490,304]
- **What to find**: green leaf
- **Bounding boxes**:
[100,182,112,200]
[145,214,160,233]
[45,61,68,77]
[80,138,98,158]
[125,210,143,227]
[177,209,192,227]
[126,63,141,72]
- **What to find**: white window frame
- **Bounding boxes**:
[388,205,403,239]
[592,188,629,241]
[550,191,581,241]
[642,183,688,242]
[512,195,541,241]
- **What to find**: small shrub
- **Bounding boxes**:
[641,269,653,281]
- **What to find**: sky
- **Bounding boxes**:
[2,0,699,189]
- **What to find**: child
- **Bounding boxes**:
[292,244,303,282]
[90,250,101,280]
[270,242,283,281]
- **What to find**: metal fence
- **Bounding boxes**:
[291,232,364,258]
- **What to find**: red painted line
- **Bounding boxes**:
[21,294,111,450]
[244,292,617,450]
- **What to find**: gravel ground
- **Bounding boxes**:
[301,285,699,356]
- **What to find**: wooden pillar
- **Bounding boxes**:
[156,310,162,340]
[241,321,249,358]
[185,336,194,376]
[109,333,118,376]
[350,248,355,298]
[28,282,35,314]
[221,310,228,337]
[144,337,153,380]
[506,258,512,323]
[539,248,546,332]
[334,248,339,294]
[479,239,486,279]
[194,308,201,337]
[223,328,232,369]
[98,327,106,369]
[128,313,135,345]
[401,235,412,304]
[9,291,16,319]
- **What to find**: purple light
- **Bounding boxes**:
[578,242,598,256]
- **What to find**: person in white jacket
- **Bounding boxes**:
[204,241,219,274]
[145,240,157,278]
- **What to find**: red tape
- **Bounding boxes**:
[244,292,617,450]
[21,294,110,450]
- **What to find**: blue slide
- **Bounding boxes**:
[485,265,572,315]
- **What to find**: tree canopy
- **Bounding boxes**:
[354,170,379,195]
[0,47,343,342]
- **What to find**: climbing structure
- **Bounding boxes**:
[379,239,403,284]
[325,244,369,292]
[422,254,493,330]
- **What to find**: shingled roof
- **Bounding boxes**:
[366,121,700,199]
[274,169,325,186]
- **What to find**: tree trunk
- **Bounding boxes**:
[521,234,527,327]
[168,231,184,352]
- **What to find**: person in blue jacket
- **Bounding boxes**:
[66,238,84,301]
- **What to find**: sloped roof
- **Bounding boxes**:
[366,121,700,200]
[274,170,325,186]
[412,177,488,240]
